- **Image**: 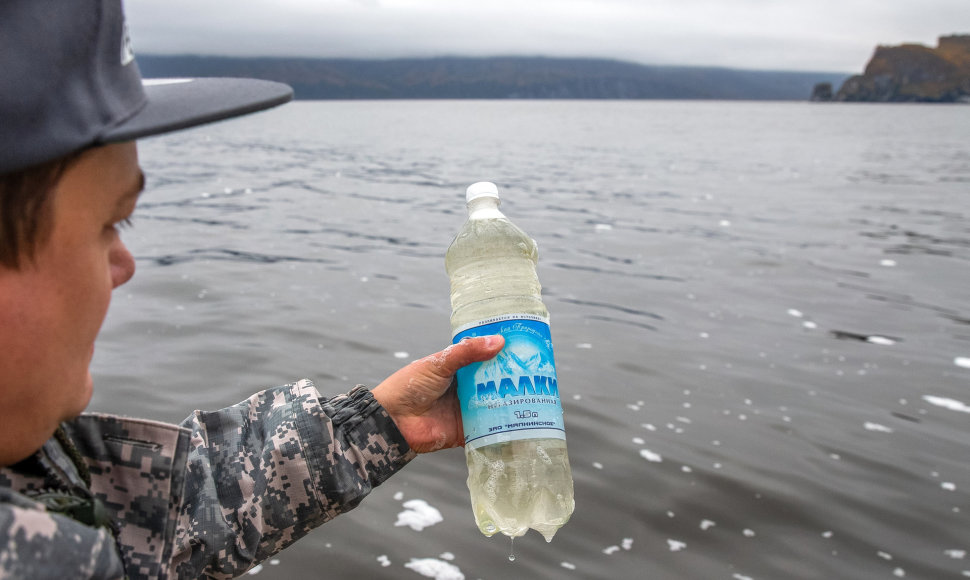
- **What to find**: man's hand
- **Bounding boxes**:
[372,335,504,453]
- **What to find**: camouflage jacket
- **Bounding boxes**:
[0,380,415,579]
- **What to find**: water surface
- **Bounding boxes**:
[92,101,970,579]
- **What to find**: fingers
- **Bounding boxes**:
[429,335,505,377]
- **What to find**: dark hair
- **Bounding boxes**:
[0,154,79,269]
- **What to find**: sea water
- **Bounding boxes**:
[95,101,970,578]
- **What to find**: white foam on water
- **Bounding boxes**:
[700,520,716,531]
[880,259,897,267]
[865,422,894,433]
[395,499,443,531]
[642,423,657,431]
[681,466,693,473]
[632,437,645,444]
[594,223,613,232]
[592,462,604,470]
[640,449,663,462]
[561,562,577,570]
[803,321,818,329]
[822,531,833,538]
[667,539,687,552]
[923,395,970,413]
[576,343,593,349]
[394,351,410,359]
[404,558,465,580]
[719,220,731,227]
[622,538,634,550]
[894,568,906,577]
[866,336,896,346]
[269,559,279,566]
[942,482,957,491]
[733,574,754,580]
[377,555,392,567]
[743,529,756,537]
[878,551,893,560]
[394,491,405,501]
[247,564,263,575]
[955,357,970,369]
[603,545,621,555]
[945,549,966,559]
[788,309,804,318]
[439,552,455,561]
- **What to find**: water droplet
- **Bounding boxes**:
[508,536,516,562]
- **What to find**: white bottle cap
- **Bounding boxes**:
[466,181,500,203]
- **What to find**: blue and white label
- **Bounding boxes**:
[453,314,565,450]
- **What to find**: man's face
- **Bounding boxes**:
[0,142,142,465]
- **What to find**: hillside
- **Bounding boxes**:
[137,55,847,101]
[835,35,970,102]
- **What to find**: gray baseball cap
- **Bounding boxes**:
[0,0,294,175]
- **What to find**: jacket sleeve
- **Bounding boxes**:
[170,380,415,579]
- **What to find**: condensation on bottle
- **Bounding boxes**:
[445,181,575,542]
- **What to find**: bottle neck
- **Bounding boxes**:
[467,196,505,220]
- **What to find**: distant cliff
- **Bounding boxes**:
[834,35,970,102]
[138,55,848,101]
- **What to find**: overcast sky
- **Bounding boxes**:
[126,0,968,73]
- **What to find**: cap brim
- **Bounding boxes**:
[100,77,293,143]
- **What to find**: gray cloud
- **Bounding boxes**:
[125,0,969,72]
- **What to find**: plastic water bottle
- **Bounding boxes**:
[446,181,574,542]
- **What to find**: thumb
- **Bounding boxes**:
[431,335,505,377]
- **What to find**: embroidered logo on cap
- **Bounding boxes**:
[121,21,135,65]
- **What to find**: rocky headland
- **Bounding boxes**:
[821,34,970,102]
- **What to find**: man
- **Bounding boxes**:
[0,1,501,578]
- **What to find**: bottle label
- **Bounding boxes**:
[452,314,566,450]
